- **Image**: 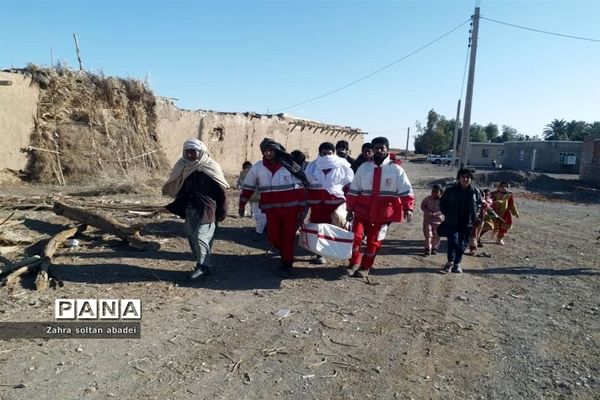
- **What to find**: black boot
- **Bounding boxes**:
[190,265,210,280]
[278,262,293,279]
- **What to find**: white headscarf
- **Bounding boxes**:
[162,138,230,198]
[305,154,353,198]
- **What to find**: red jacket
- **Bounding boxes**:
[239,160,306,210]
[346,155,415,223]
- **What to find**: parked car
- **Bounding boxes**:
[430,154,453,164]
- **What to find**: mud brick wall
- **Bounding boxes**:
[156,99,364,174]
[579,135,600,183]
[0,72,40,171]
[0,71,364,180]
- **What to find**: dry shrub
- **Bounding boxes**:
[68,167,162,197]
[18,64,169,184]
[0,169,22,185]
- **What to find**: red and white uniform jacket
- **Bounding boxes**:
[346,155,415,223]
[305,155,354,206]
[239,160,306,211]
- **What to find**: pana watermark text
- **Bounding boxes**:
[55,299,142,320]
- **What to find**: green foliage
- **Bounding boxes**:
[566,120,589,141]
[413,109,454,154]
[484,123,499,141]
[415,111,598,154]
[499,125,517,142]
[469,123,487,142]
[584,122,600,136]
[544,119,598,141]
[543,119,568,140]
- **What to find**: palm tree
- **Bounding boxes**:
[566,120,587,141]
[543,119,567,140]
[583,121,600,136]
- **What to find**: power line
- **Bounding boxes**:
[371,37,469,138]
[480,16,600,43]
[271,18,471,113]
[459,35,470,101]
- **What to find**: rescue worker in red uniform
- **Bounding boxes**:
[346,137,415,278]
[239,138,308,277]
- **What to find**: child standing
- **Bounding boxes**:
[489,181,519,245]
[236,161,253,217]
[236,161,266,235]
[421,184,444,256]
[236,161,253,190]
[468,188,493,254]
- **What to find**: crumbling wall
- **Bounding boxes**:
[0,71,39,172]
[155,99,203,165]
[156,99,364,173]
[1,66,169,185]
[0,68,364,184]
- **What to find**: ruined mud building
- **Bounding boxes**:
[0,68,364,184]
[156,99,364,174]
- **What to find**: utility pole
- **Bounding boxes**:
[72,33,83,71]
[459,6,480,167]
[405,127,410,160]
[451,99,461,169]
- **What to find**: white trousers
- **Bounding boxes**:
[251,202,267,234]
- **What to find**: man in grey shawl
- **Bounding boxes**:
[163,138,229,280]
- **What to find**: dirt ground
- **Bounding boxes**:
[0,162,598,400]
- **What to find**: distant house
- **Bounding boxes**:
[579,135,600,183]
[467,142,504,167]
[502,141,583,174]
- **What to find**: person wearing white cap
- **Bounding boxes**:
[163,138,229,280]
[305,141,354,265]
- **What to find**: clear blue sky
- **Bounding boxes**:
[1,0,599,149]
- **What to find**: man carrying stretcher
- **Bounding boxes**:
[345,137,415,278]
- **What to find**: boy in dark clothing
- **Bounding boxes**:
[351,143,374,173]
[162,139,229,280]
[236,161,253,190]
[335,140,355,166]
[439,168,481,273]
[290,150,308,171]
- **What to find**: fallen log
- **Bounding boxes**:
[2,263,41,286]
[0,203,53,211]
[35,224,86,290]
[0,255,41,276]
[53,201,160,251]
[0,220,24,229]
